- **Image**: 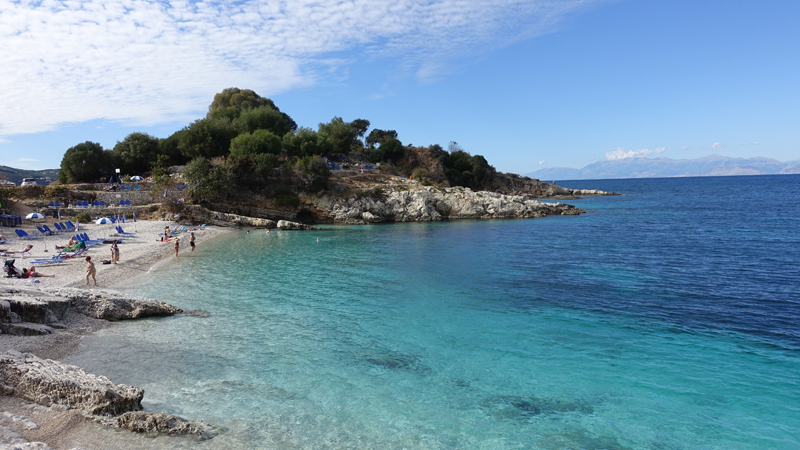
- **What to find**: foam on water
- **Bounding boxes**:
[65,175,800,449]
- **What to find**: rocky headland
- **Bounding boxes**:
[312,185,587,224]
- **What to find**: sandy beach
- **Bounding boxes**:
[0,220,234,448]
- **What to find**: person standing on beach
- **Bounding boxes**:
[86,256,96,285]
[110,241,119,264]
[174,238,180,258]
[190,232,196,252]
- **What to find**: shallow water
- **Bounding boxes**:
[66,174,800,449]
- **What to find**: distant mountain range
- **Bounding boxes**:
[526,154,800,181]
[0,165,59,185]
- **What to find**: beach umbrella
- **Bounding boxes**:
[96,217,112,224]
[130,175,143,181]
[25,212,46,222]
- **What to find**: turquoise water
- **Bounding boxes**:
[66,175,800,449]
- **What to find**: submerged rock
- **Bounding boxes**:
[116,411,219,439]
[0,350,143,416]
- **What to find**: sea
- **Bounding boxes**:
[65,174,800,449]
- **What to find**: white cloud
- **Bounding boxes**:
[0,0,599,137]
[750,141,760,145]
[705,142,723,149]
[604,147,653,160]
[655,147,665,153]
[539,160,546,165]
[680,146,689,151]
[18,158,40,162]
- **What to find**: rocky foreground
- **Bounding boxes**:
[0,287,218,447]
[312,185,590,224]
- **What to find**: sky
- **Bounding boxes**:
[1,0,798,174]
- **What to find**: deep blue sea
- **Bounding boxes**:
[66,174,800,449]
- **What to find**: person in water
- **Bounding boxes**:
[85,256,96,285]
[190,232,196,252]
[174,238,180,257]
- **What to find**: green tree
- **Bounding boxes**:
[208,88,297,132]
[208,87,277,118]
[440,150,496,190]
[177,117,238,159]
[159,130,190,166]
[317,117,359,156]
[230,129,282,156]
[234,105,297,137]
[366,129,398,149]
[368,138,404,163]
[59,141,112,183]
[112,132,160,175]
[282,127,319,158]
[184,157,227,201]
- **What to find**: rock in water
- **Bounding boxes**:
[51,288,182,321]
[117,411,219,439]
[0,350,143,416]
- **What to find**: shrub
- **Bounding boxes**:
[75,212,92,223]
[125,212,133,219]
[44,185,70,198]
[149,205,159,212]
[355,188,385,201]
[275,191,300,208]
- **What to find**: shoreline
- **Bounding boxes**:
[0,220,235,448]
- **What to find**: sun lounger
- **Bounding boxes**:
[55,201,62,208]
[79,233,105,245]
[34,246,87,263]
[116,226,135,235]
[15,230,41,239]
[42,225,57,234]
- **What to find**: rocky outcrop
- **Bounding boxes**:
[116,411,218,439]
[311,186,586,224]
[167,205,277,229]
[51,288,181,321]
[0,351,143,416]
[276,220,313,230]
[492,173,618,198]
[0,289,71,336]
[0,287,181,333]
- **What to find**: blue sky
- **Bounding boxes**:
[1,0,798,174]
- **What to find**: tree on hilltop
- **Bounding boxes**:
[112,132,160,175]
[177,117,239,159]
[366,129,398,149]
[59,141,112,183]
[208,87,297,132]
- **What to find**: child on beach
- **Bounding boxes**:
[85,256,96,285]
